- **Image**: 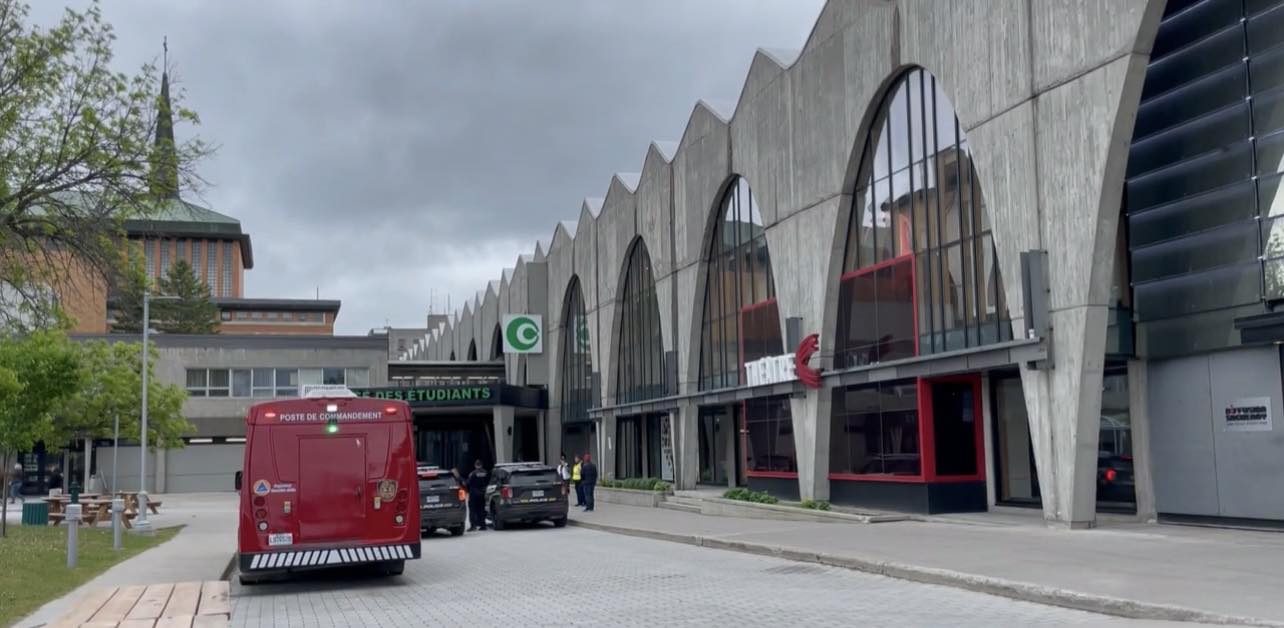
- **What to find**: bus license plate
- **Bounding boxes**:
[531,490,544,498]
[425,495,440,504]
[268,533,293,547]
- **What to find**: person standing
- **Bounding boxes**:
[580,453,598,512]
[556,453,571,493]
[46,465,63,494]
[571,455,584,507]
[455,461,490,532]
[7,463,22,504]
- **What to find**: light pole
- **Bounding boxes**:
[135,291,177,532]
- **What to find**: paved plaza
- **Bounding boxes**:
[229,525,1195,628]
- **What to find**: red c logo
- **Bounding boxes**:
[794,334,821,389]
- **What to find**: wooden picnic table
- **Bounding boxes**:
[116,491,163,515]
[45,497,136,528]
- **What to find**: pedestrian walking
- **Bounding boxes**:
[7,463,22,504]
[572,455,584,507]
[581,453,598,512]
[455,460,490,531]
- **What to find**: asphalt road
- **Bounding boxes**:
[230,524,1198,627]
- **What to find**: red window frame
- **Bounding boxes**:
[919,373,986,483]
[837,253,920,358]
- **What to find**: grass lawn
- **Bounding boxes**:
[0,522,181,626]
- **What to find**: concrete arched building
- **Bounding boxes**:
[416,0,1284,528]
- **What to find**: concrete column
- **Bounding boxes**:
[980,374,997,508]
[599,411,617,480]
[155,448,167,494]
[536,411,548,464]
[724,404,737,488]
[676,401,699,490]
[1020,305,1109,529]
[1129,359,1158,522]
[789,388,829,501]
[83,439,93,490]
[545,409,562,465]
[492,406,514,464]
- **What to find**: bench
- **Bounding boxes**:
[49,581,230,628]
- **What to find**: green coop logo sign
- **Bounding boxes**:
[503,314,543,354]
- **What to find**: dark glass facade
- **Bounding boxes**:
[830,380,920,476]
[560,278,594,425]
[615,241,666,403]
[1127,0,1284,356]
[837,68,1010,368]
[698,177,780,390]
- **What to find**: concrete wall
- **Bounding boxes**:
[153,338,389,437]
[420,0,1166,526]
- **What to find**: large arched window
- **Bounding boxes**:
[560,277,594,422]
[837,68,1010,369]
[699,176,781,390]
[615,240,665,403]
[490,325,502,361]
[467,340,477,361]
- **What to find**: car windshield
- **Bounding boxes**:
[509,470,558,486]
[419,476,457,489]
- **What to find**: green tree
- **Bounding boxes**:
[108,249,150,334]
[153,259,218,334]
[53,340,192,493]
[0,0,211,329]
[0,329,80,537]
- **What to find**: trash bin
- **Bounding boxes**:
[21,501,48,526]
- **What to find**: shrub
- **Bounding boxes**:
[799,499,832,511]
[603,477,670,492]
[722,488,778,505]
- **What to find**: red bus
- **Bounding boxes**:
[235,388,420,583]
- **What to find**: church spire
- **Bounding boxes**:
[150,37,180,200]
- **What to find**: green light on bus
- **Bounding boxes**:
[326,421,339,434]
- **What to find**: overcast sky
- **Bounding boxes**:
[31,1,825,334]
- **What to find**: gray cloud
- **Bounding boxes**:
[30,0,824,333]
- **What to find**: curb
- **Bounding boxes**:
[568,519,1282,627]
[219,553,237,581]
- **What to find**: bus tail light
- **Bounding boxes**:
[501,486,512,500]
[384,405,399,415]
[264,411,277,420]
[1104,468,1118,483]
[396,489,408,513]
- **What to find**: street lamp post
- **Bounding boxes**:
[135,292,177,532]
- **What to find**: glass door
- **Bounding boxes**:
[698,407,729,486]
[991,372,1040,505]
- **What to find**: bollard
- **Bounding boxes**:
[65,504,82,569]
[111,498,124,550]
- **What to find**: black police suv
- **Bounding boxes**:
[485,462,569,530]
[418,466,467,536]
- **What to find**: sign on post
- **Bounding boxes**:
[502,315,543,354]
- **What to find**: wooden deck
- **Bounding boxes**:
[48,581,230,628]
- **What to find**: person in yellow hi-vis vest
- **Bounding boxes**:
[571,455,584,507]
